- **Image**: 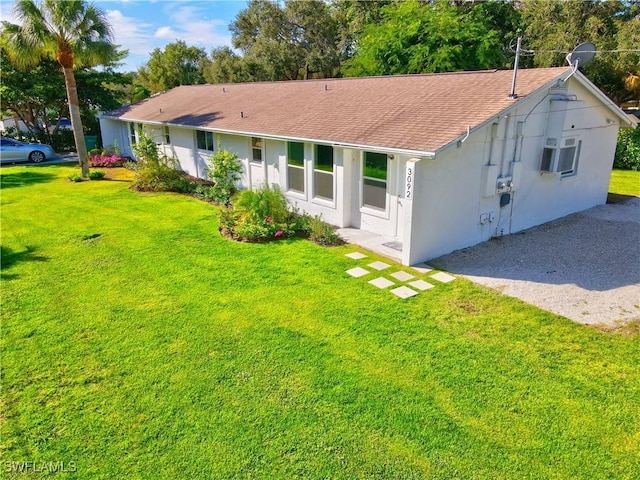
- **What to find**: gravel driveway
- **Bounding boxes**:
[431,198,640,329]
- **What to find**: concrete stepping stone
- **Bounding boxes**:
[390,286,419,299]
[390,271,415,282]
[369,277,395,289]
[346,267,369,278]
[408,279,435,291]
[411,263,434,274]
[345,252,367,260]
[368,261,391,271]
[431,272,456,283]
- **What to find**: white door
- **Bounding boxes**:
[249,137,267,189]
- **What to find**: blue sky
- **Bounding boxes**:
[0,0,249,72]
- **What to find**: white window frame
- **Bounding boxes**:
[128,122,137,146]
[196,130,215,152]
[360,151,390,217]
[540,137,581,177]
[286,141,306,197]
[150,125,170,146]
[250,137,263,164]
[312,144,335,206]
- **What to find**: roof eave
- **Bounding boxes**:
[434,71,572,157]
[572,70,636,128]
[434,68,635,157]
[101,115,436,158]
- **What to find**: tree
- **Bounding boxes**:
[332,0,391,60]
[341,0,507,77]
[1,47,130,151]
[2,0,120,178]
[138,40,207,93]
[202,46,248,84]
[230,0,340,81]
[0,51,62,138]
[519,0,638,103]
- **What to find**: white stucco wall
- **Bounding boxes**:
[404,77,622,265]
[100,73,622,267]
[98,118,129,155]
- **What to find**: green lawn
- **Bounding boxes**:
[609,168,640,197]
[2,164,639,479]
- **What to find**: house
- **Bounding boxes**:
[99,67,635,266]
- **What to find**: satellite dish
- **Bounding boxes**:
[567,42,596,69]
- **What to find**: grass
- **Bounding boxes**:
[609,168,640,197]
[2,163,639,479]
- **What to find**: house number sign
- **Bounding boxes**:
[405,165,414,200]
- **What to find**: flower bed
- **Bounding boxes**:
[89,153,129,168]
[218,187,342,246]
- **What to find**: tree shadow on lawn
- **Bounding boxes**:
[0,170,57,189]
[1,245,48,280]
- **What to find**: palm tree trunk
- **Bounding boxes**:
[62,66,88,178]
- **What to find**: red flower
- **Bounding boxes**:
[275,230,283,237]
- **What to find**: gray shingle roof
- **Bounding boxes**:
[107,67,570,153]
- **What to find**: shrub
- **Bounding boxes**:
[220,187,296,241]
[67,172,82,183]
[234,187,290,225]
[219,186,342,245]
[130,131,196,193]
[305,214,342,246]
[88,170,106,180]
[614,126,640,170]
[206,139,243,206]
[193,184,217,202]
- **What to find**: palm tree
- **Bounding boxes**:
[2,0,117,178]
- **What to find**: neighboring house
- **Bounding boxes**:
[99,67,635,266]
[0,116,34,133]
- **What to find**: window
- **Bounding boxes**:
[540,137,581,177]
[362,152,388,210]
[152,125,170,145]
[128,122,137,146]
[287,141,305,193]
[314,144,334,201]
[197,130,215,151]
[251,137,262,164]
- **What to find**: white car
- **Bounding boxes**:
[0,137,57,163]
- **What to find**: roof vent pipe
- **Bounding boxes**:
[240,111,244,118]
[508,36,522,99]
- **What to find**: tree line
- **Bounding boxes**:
[138,0,639,104]
[1,0,638,179]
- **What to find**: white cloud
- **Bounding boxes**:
[107,9,156,56]
[154,5,231,49]
[105,8,161,71]
[154,26,176,39]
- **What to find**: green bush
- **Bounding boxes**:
[305,213,342,246]
[67,172,83,183]
[223,187,296,241]
[88,170,106,180]
[131,131,196,193]
[614,127,640,170]
[219,186,342,245]
[206,139,243,206]
[234,187,290,225]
